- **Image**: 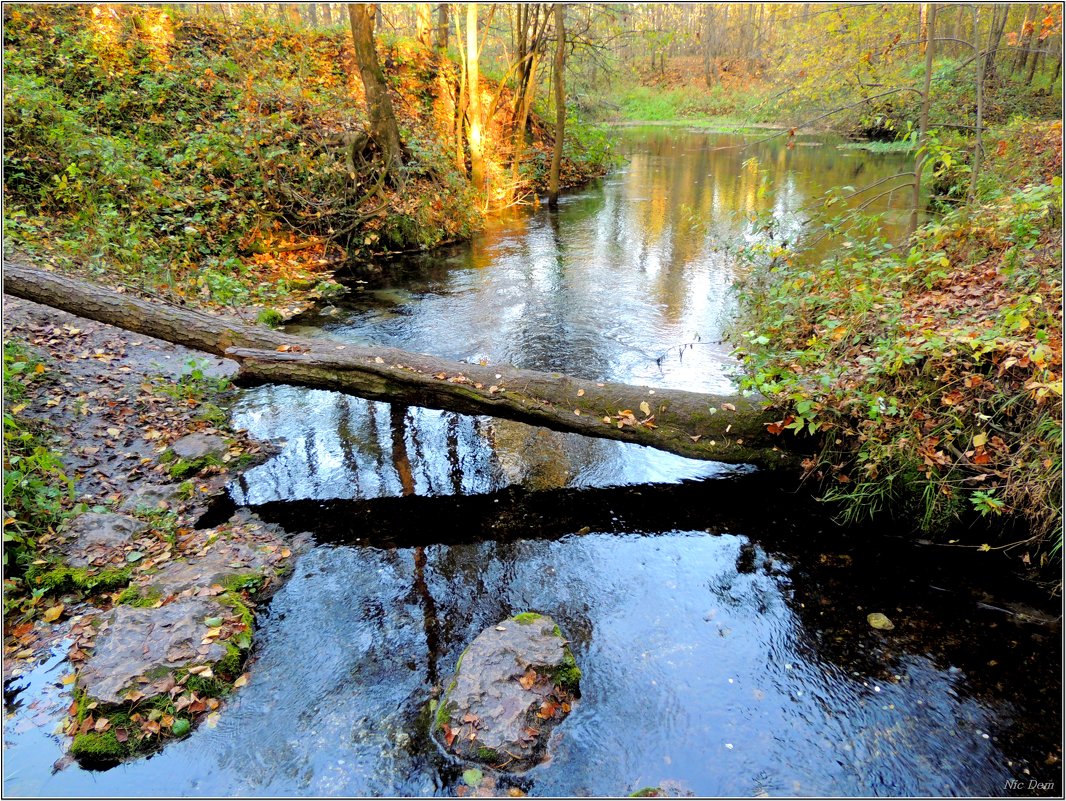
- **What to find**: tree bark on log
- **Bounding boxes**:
[2,263,795,466]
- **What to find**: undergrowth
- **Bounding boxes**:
[733,121,1062,565]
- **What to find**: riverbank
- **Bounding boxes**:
[2,5,611,322]
[732,119,1062,575]
[3,295,305,763]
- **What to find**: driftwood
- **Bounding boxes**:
[2,263,795,466]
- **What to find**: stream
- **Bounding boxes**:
[3,127,1060,797]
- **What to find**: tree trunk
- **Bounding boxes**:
[984,4,1009,84]
[969,4,984,205]
[347,3,404,177]
[1015,4,1038,72]
[910,3,936,234]
[321,3,333,26]
[465,4,486,193]
[435,2,449,51]
[307,2,318,27]
[415,2,433,49]
[548,2,565,209]
[2,263,792,466]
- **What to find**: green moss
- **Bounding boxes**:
[257,308,284,327]
[177,480,195,500]
[476,746,500,762]
[552,624,563,638]
[434,683,457,731]
[549,647,582,694]
[115,585,162,607]
[220,572,264,594]
[215,641,242,678]
[629,788,662,798]
[70,731,127,763]
[511,612,543,625]
[27,563,131,595]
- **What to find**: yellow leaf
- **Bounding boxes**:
[34,363,45,374]
[574,409,581,416]
[233,673,250,689]
[206,712,221,728]
[639,401,651,416]
[972,432,988,448]
[61,674,77,685]
[576,388,585,397]
[11,403,26,415]
[43,604,64,622]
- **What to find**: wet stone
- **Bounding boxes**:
[120,483,183,513]
[434,613,580,772]
[170,433,228,461]
[137,541,278,597]
[77,598,229,704]
[60,512,148,567]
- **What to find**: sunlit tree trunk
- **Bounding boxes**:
[911,3,936,234]
[465,3,486,193]
[548,3,565,209]
[347,3,404,177]
[321,2,333,25]
[415,3,433,49]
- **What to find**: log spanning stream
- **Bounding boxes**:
[4,128,1060,796]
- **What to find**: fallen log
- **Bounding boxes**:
[3,263,796,465]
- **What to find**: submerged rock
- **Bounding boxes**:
[170,433,228,461]
[60,512,148,567]
[434,612,580,772]
[77,598,229,704]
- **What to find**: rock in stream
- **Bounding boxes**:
[433,612,580,772]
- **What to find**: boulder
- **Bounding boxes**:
[60,512,148,567]
[433,612,580,772]
[170,433,228,461]
[77,598,229,704]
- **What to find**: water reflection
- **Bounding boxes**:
[231,128,916,506]
[5,528,1055,797]
[230,387,738,505]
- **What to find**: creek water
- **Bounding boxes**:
[3,128,1060,797]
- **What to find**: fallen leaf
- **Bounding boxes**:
[867,612,895,631]
[518,668,537,690]
[577,388,585,397]
[233,673,249,689]
[639,401,651,416]
[43,604,64,623]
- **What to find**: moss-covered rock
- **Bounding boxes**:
[433,613,580,772]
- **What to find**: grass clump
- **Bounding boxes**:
[511,612,543,625]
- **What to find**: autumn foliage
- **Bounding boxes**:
[734,121,1062,564]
